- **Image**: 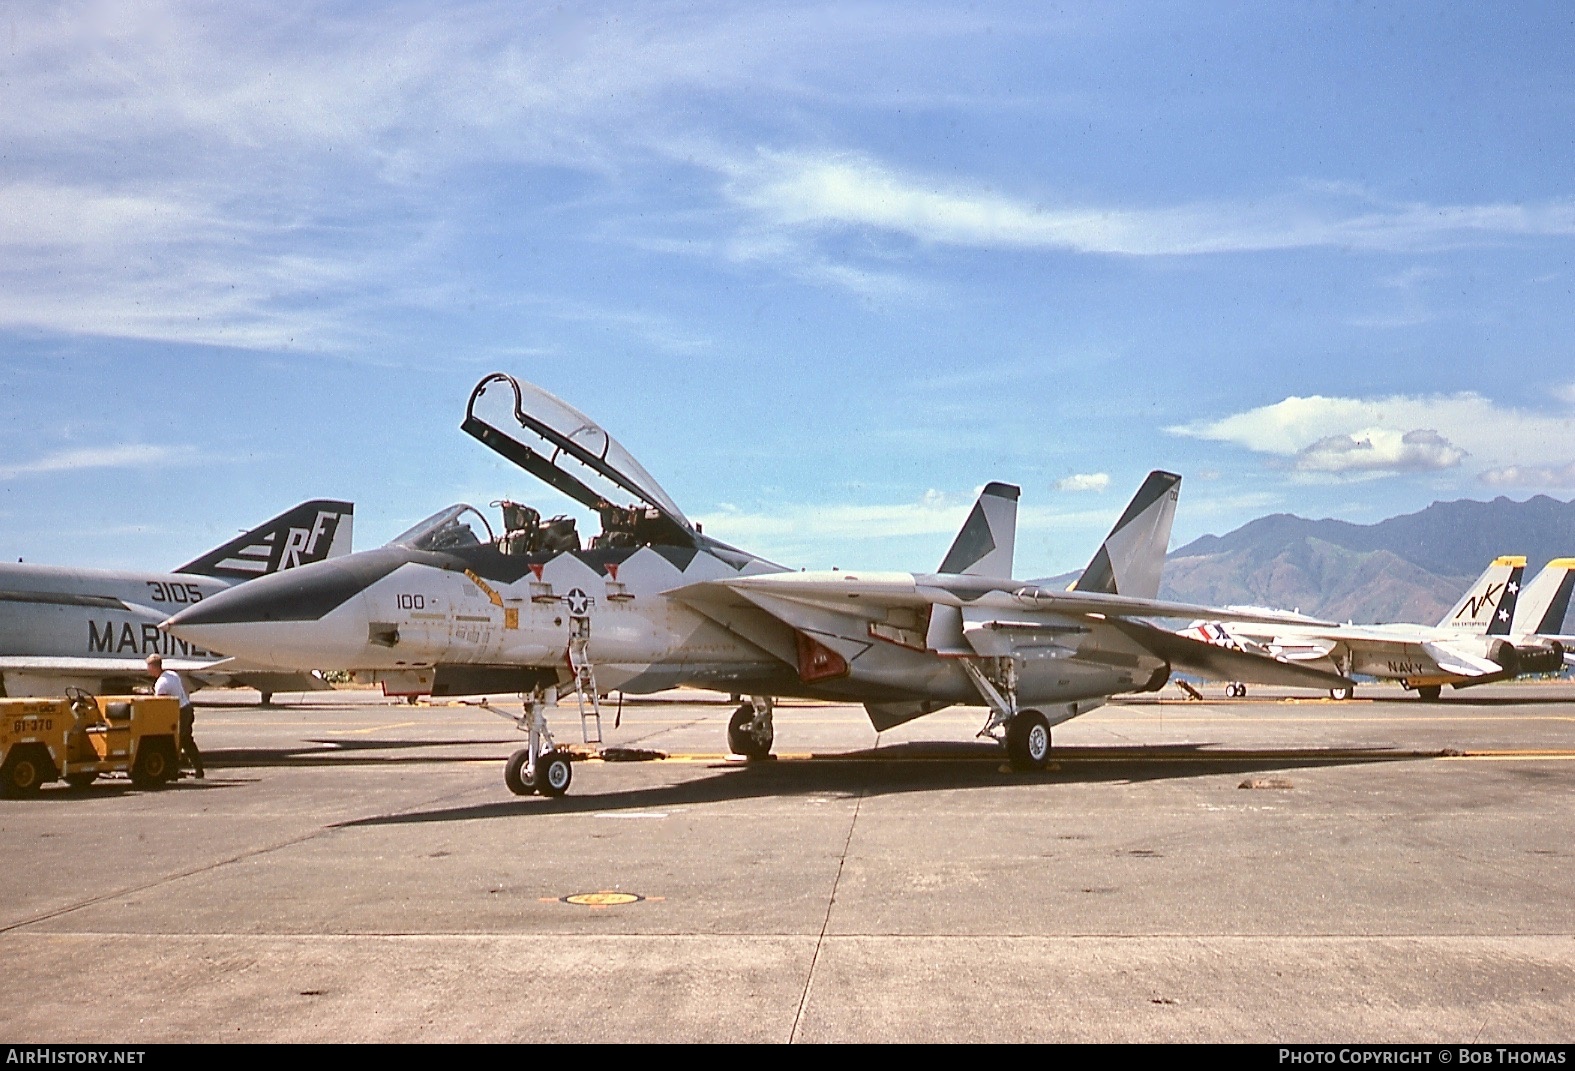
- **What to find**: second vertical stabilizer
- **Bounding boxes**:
[1071,471,1181,601]
[1513,558,1575,636]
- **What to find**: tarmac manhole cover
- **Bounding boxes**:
[549,891,663,908]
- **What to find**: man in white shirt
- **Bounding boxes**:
[146,654,203,779]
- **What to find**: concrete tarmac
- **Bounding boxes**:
[2,682,1572,1043]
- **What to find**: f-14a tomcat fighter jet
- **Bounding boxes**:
[165,373,1352,796]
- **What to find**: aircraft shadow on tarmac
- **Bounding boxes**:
[333,740,1434,828]
[1395,693,1575,708]
[204,738,523,768]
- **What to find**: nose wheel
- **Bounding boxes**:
[504,748,573,797]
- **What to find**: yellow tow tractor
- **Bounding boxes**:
[0,688,182,797]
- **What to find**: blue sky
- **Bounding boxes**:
[2,2,1573,577]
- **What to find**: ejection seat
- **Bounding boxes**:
[497,500,540,556]
[494,500,580,556]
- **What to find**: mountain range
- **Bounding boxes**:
[1151,494,1575,626]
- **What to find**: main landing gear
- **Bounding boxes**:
[959,659,1061,772]
[727,696,775,760]
[1004,709,1052,772]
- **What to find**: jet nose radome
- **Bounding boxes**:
[164,549,404,669]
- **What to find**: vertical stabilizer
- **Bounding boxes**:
[175,500,355,581]
[1070,471,1181,601]
[1512,558,1575,636]
[1438,556,1524,633]
[937,482,1019,578]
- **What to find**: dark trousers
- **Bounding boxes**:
[179,704,203,776]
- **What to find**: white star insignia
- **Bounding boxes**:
[1498,609,1510,620]
[1508,582,1519,593]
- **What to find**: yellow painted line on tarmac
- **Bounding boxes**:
[1104,715,1575,724]
[339,720,424,735]
[524,748,1432,765]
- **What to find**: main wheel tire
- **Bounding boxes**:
[504,748,536,796]
[1005,709,1052,772]
[727,703,773,760]
[65,771,99,790]
[1,749,51,798]
[536,752,573,797]
[1417,685,1442,702]
[130,739,176,789]
[1330,685,1355,700]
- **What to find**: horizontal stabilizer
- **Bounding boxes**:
[1012,586,1340,629]
[1111,619,1355,689]
[1420,641,1500,678]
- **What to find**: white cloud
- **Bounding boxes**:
[1293,428,1466,475]
[697,489,1134,555]
[1479,462,1575,490]
[729,151,1575,257]
[0,4,848,349]
[1056,472,1110,492]
[8,3,1575,343]
[1169,391,1575,483]
[697,490,970,545]
[0,444,196,480]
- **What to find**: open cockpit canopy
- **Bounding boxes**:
[462,372,698,550]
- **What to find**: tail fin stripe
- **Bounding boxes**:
[175,500,354,580]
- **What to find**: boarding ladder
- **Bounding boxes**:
[567,616,603,744]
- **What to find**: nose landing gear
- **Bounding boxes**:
[501,688,574,798]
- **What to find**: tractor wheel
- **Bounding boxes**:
[0,747,53,798]
[130,739,177,789]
